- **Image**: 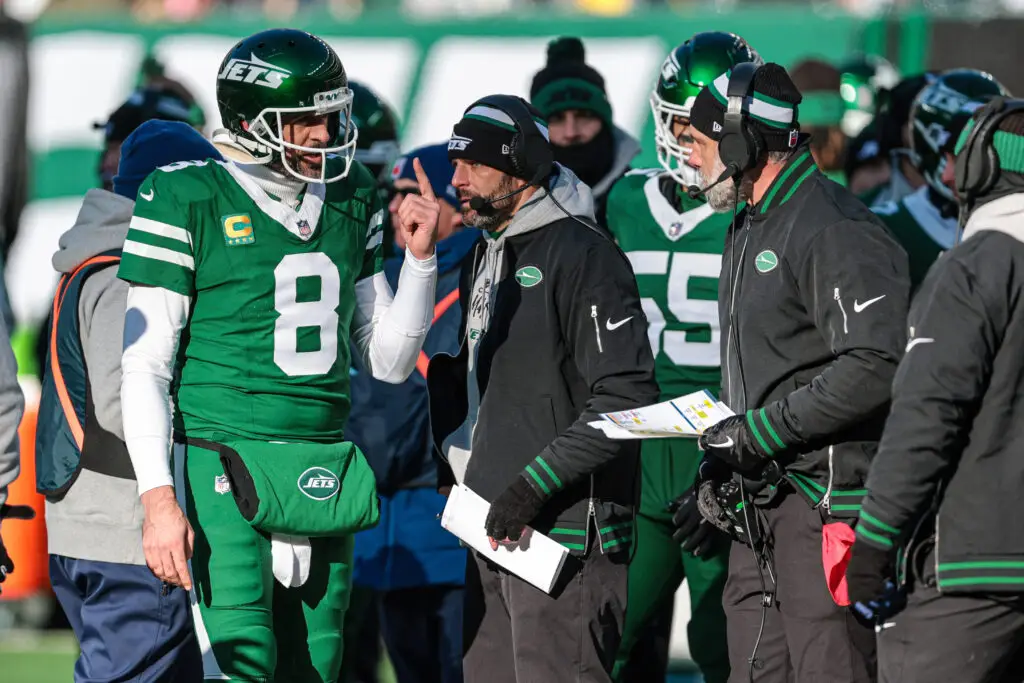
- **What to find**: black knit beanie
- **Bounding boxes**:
[529,37,613,127]
[447,95,550,181]
[690,63,804,152]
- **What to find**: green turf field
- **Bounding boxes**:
[0,631,77,683]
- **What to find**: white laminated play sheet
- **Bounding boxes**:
[440,484,569,594]
[588,389,735,440]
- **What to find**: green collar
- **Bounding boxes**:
[753,148,818,218]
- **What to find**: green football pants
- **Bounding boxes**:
[175,442,354,682]
[613,437,731,683]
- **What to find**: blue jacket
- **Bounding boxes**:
[348,228,479,590]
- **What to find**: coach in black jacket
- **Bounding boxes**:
[426,95,658,683]
[682,64,910,682]
[847,102,1024,683]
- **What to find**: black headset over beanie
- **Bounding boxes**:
[952,97,1024,231]
[447,95,553,184]
[689,62,803,158]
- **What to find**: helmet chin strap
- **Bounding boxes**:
[211,128,273,164]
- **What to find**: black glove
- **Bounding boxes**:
[699,413,778,475]
[668,487,717,557]
[845,537,894,607]
[484,476,547,543]
[0,504,35,594]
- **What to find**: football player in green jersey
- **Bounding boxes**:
[873,69,1008,291]
[117,29,439,682]
[606,31,760,683]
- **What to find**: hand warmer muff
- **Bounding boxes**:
[190,438,380,537]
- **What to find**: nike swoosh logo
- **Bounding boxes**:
[853,295,886,313]
[708,437,734,449]
[139,189,154,201]
[906,337,935,351]
[605,317,633,331]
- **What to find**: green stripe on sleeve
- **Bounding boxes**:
[534,456,562,490]
[549,528,587,537]
[745,410,774,456]
[859,510,899,536]
[124,227,194,255]
[524,466,550,496]
[856,525,894,548]
[757,408,786,449]
[117,253,195,297]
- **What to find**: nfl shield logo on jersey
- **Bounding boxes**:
[669,221,684,238]
[297,219,312,237]
[214,474,231,494]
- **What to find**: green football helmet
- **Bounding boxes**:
[837,53,900,138]
[910,68,1009,201]
[349,80,401,184]
[215,28,357,184]
[651,31,761,185]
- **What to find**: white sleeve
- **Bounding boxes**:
[351,251,437,384]
[121,284,191,496]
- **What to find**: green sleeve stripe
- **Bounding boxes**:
[856,525,894,548]
[118,258,195,297]
[757,408,786,449]
[549,527,587,537]
[859,511,899,536]
[534,456,562,490]
[130,215,192,247]
[745,410,774,456]
[560,542,586,551]
[602,538,628,550]
[122,240,194,271]
[598,521,633,535]
[524,466,550,496]
[125,228,193,256]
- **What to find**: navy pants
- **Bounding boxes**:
[380,585,464,683]
[49,555,202,683]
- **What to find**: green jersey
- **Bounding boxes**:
[605,169,729,400]
[118,159,384,443]
[872,186,957,292]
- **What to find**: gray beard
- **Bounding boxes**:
[461,176,519,230]
[702,157,751,213]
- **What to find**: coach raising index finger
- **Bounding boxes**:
[397,157,440,260]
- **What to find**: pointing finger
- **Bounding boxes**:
[413,158,436,201]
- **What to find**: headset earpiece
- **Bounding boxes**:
[718,61,764,175]
[954,97,1024,203]
[471,94,553,186]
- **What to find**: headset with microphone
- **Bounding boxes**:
[953,95,1024,242]
[464,94,554,213]
[687,61,765,199]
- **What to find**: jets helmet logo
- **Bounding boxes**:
[218,53,291,90]
[298,467,340,501]
[660,52,681,86]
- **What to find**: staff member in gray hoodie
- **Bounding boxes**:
[37,120,221,682]
[428,94,658,683]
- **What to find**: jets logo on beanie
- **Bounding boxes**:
[690,63,803,153]
[447,97,550,181]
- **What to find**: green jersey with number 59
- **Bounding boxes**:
[117,158,384,443]
[605,169,729,400]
